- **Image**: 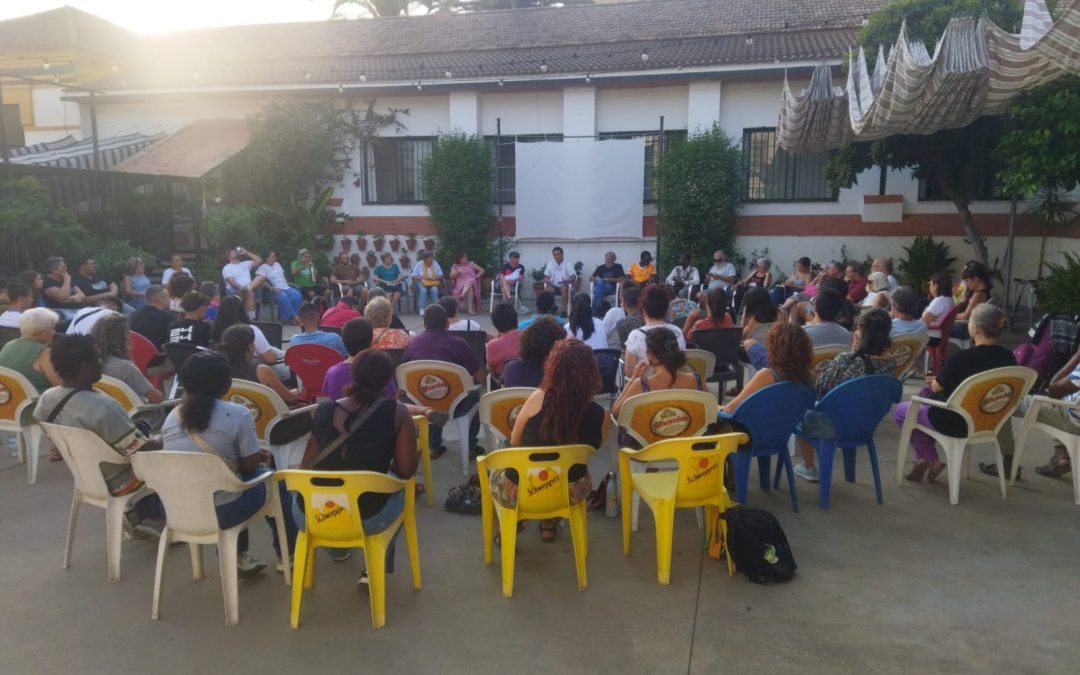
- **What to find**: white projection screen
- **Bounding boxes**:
[515,138,645,239]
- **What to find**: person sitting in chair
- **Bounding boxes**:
[590,251,626,316]
[665,253,700,299]
[498,251,525,304]
[543,246,576,316]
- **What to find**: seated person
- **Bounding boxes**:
[519,290,567,330]
[590,251,626,316]
[486,302,521,377]
[200,282,221,322]
[320,295,362,328]
[922,273,956,347]
[845,262,869,304]
[211,296,280,366]
[366,297,410,350]
[665,253,700,299]
[71,255,130,313]
[565,293,607,349]
[683,287,734,342]
[286,303,349,358]
[706,250,738,292]
[501,316,565,388]
[66,297,122,336]
[331,250,366,302]
[613,327,702,419]
[612,283,644,349]
[627,250,656,285]
[92,313,166,404]
[411,250,443,312]
[738,286,778,341]
[41,257,85,319]
[219,324,300,405]
[366,288,407,330]
[719,323,813,417]
[167,292,212,347]
[771,257,813,305]
[449,253,485,316]
[441,297,484,333]
[373,252,405,308]
[951,260,992,340]
[542,246,576,315]
[256,250,303,324]
[291,248,330,304]
[130,286,175,348]
[801,289,851,347]
[498,251,525,303]
[166,273,196,314]
[0,307,62,393]
[863,272,892,309]
[623,284,686,376]
[221,247,265,320]
[889,287,929,336]
[0,281,33,328]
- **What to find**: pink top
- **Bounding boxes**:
[485,329,521,376]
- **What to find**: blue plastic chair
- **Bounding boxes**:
[718,381,815,512]
[795,374,902,510]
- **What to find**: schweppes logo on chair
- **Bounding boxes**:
[419,374,450,401]
[311,492,354,529]
[650,406,691,437]
[686,457,719,484]
[526,466,561,497]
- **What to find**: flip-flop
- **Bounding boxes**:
[429,445,448,460]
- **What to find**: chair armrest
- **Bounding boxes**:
[909,396,951,410]
[279,403,318,419]
[1030,395,1079,410]
[716,411,735,421]
[133,399,184,414]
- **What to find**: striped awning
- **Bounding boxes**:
[8,131,166,170]
[777,0,1080,152]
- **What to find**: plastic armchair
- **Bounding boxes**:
[412,414,434,506]
[129,331,172,390]
[795,375,902,510]
[397,360,482,475]
[490,277,520,314]
[0,366,45,484]
[719,381,815,512]
[278,469,420,630]
[130,451,289,626]
[684,349,717,392]
[747,322,776,345]
[284,343,345,402]
[224,380,317,470]
[616,390,718,531]
[93,374,181,423]
[477,445,596,597]
[811,344,847,378]
[925,305,959,376]
[1012,395,1080,505]
[478,387,536,452]
[896,366,1037,505]
[161,342,200,399]
[691,328,744,402]
[39,422,153,582]
[619,433,746,584]
[886,332,930,380]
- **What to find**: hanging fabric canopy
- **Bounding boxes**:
[777,0,1080,153]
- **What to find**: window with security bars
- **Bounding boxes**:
[486,134,563,204]
[742,128,835,202]
[917,156,1008,202]
[361,137,434,204]
[599,129,687,202]
[2,104,25,148]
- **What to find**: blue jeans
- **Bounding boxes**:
[416,284,439,311]
[592,279,617,314]
[215,482,268,554]
[274,287,303,321]
[292,489,405,572]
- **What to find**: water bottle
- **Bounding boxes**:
[604,472,618,518]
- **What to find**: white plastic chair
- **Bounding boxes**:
[39,422,153,582]
[396,360,482,475]
[224,380,317,470]
[886,332,930,380]
[93,374,181,421]
[897,366,1037,505]
[0,366,45,484]
[489,277,520,314]
[1012,395,1080,505]
[131,451,290,626]
[478,387,536,452]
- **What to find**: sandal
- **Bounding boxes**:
[415,483,427,497]
[905,460,928,482]
[1035,449,1071,479]
[979,460,1022,481]
[539,519,557,543]
[926,461,947,483]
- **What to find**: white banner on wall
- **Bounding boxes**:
[515,138,645,240]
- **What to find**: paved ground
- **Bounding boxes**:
[3,316,1078,674]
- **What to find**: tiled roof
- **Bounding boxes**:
[109,119,251,178]
[0,7,136,57]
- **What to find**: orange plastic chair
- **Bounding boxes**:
[93,375,180,422]
[224,380,317,469]
[885,332,930,380]
[811,344,847,377]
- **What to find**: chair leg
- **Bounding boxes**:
[630,460,644,532]
[456,417,471,476]
[620,470,633,555]
[498,508,520,598]
[418,423,433,507]
[105,497,126,582]
[734,451,752,504]
[303,546,316,589]
[653,499,675,585]
[364,538,389,629]
[269,488,291,586]
[189,543,204,579]
[151,528,171,620]
[757,455,771,492]
[568,504,588,591]
[1011,408,1038,486]
[695,507,704,530]
[1066,440,1080,507]
[27,425,42,485]
[290,534,308,629]
[994,440,1007,499]
[217,531,241,625]
[482,493,494,566]
[944,440,965,506]
[897,402,919,487]
[15,428,26,464]
[866,440,884,505]
[842,446,857,482]
[777,450,799,513]
[816,441,837,511]
[404,500,422,591]
[63,491,81,569]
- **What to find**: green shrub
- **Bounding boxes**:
[897,235,957,294]
[70,237,153,283]
[1037,252,1080,314]
[204,206,272,257]
[421,132,495,271]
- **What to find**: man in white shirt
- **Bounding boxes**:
[706,250,737,292]
[665,253,701,298]
[221,246,265,320]
[543,246,576,315]
[873,257,900,290]
[440,297,485,333]
[0,281,33,328]
[67,297,122,336]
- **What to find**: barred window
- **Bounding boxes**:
[742,127,835,202]
[361,137,433,204]
[2,104,24,148]
[599,129,687,202]
[486,134,563,205]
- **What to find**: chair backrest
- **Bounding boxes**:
[279,469,408,542]
[748,322,776,345]
[929,304,959,334]
[684,349,716,382]
[885,332,930,378]
[627,434,747,504]
[396,360,475,414]
[616,390,718,448]
[39,422,127,502]
[252,320,283,350]
[456,330,488,369]
[382,348,405,367]
[0,365,40,425]
[811,344,847,377]
[128,332,163,375]
[284,343,345,401]
[162,342,200,378]
[942,365,1038,438]
[132,451,246,537]
[224,379,289,439]
[477,445,595,515]
[729,381,815,450]
[93,375,142,415]
[319,325,343,335]
[815,374,903,444]
[593,348,622,395]
[478,387,535,445]
[691,328,742,372]
[0,326,21,350]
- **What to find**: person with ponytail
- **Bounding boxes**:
[161,351,280,576]
[565,292,607,349]
[683,286,734,342]
[612,326,703,418]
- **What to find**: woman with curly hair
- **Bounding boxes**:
[492,339,609,542]
[501,316,565,388]
[721,322,813,415]
[612,327,702,419]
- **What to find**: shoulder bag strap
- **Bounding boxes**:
[309,397,387,468]
[45,388,84,423]
[189,432,217,455]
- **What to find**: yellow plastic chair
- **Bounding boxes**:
[897,365,1037,504]
[224,380,317,470]
[616,390,718,532]
[0,366,44,484]
[412,414,433,506]
[278,470,421,630]
[477,445,596,597]
[684,349,718,398]
[396,359,482,475]
[478,387,536,451]
[619,433,746,584]
[811,344,847,377]
[885,332,930,380]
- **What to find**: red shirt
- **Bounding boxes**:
[688,314,734,341]
[320,302,361,327]
[485,330,521,376]
[847,278,868,304]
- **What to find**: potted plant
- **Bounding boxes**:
[356,232,368,251]
[366,250,377,267]
[531,267,546,295]
[423,237,436,251]
[389,236,401,252]
[340,236,353,253]
[373,234,385,251]
[405,233,418,250]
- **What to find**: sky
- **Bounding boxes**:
[0,0,347,33]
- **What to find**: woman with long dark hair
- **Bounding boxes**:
[494,339,609,542]
[218,324,299,404]
[739,286,779,340]
[683,287,734,341]
[565,292,606,349]
[211,295,278,365]
[951,261,992,340]
[612,326,702,418]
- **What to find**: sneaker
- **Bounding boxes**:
[132,519,163,542]
[356,570,369,586]
[329,549,351,562]
[793,464,820,483]
[237,552,267,578]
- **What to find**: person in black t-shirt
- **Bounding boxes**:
[590,251,626,315]
[41,256,85,319]
[70,256,121,307]
[129,285,176,348]
[895,304,1016,482]
[498,251,525,303]
[167,292,212,348]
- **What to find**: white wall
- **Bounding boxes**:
[30,87,81,132]
[479,90,563,136]
[597,85,688,132]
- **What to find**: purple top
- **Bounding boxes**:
[322,360,397,401]
[402,329,481,374]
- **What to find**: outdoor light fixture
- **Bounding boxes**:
[417,81,423,90]
[641,49,649,62]
[445,69,452,78]
[498,78,504,87]
[585,73,592,83]
[540,60,548,73]
[42,59,50,70]
[338,82,344,93]
[360,71,367,82]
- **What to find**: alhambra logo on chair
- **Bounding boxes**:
[0,383,11,405]
[419,374,450,401]
[650,407,691,437]
[525,466,561,496]
[979,383,1014,415]
[311,492,354,529]
[506,404,523,431]
[230,394,260,420]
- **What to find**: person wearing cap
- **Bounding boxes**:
[410,250,443,312]
[290,248,329,303]
[499,251,525,304]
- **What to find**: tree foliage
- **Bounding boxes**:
[0,176,86,273]
[421,132,494,271]
[333,0,590,17]
[654,126,742,273]
[996,76,1080,197]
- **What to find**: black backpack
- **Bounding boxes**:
[721,506,797,584]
